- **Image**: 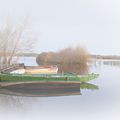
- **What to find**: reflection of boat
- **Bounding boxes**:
[0,83,81,97]
[80,82,99,90]
[0,82,99,97]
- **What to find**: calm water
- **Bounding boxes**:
[0,58,120,120]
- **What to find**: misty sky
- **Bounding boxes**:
[0,0,120,55]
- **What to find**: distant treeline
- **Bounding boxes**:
[91,55,120,59]
[0,52,38,57]
[16,53,38,57]
[15,53,120,60]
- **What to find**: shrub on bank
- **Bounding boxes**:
[36,46,90,74]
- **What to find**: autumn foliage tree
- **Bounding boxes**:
[36,46,90,74]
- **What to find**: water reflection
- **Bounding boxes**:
[80,82,99,90]
[103,60,120,67]
[92,59,120,67]
[0,83,80,97]
[0,82,99,97]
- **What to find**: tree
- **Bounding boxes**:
[0,18,36,68]
[36,46,90,74]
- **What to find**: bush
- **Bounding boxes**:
[36,46,90,74]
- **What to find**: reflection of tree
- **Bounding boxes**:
[103,61,120,67]
[0,94,23,110]
[0,82,99,110]
[80,82,99,90]
[0,94,38,111]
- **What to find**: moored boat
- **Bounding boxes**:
[0,73,99,83]
[0,64,99,85]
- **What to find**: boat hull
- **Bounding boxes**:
[0,73,99,83]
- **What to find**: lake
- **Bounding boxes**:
[0,58,120,120]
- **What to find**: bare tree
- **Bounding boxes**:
[0,18,36,68]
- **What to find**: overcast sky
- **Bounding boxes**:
[0,0,120,55]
